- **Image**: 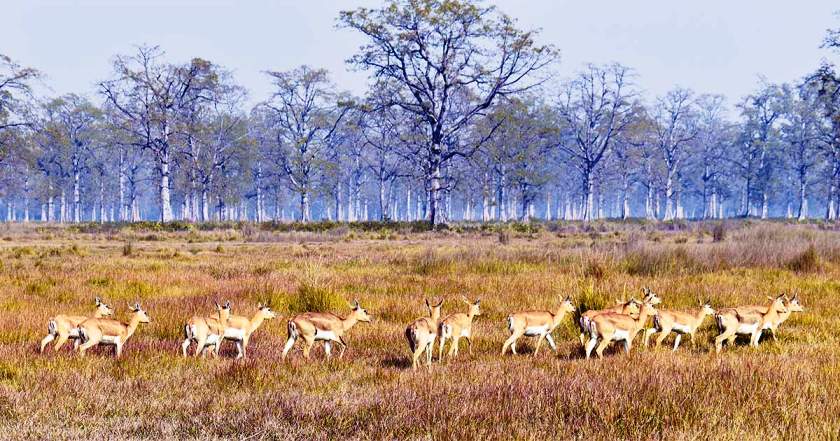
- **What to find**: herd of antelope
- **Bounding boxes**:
[39,288,805,369]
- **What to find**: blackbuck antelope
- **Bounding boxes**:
[502,296,575,357]
[585,301,657,359]
[405,299,444,370]
[77,303,150,357]
[438,297,481,361]
[181,301,232,357]
[40,297,114,353]
[282,300,371,360]
[218,304,277,359]
[649,301,715,351]
[577,298,640,348]
[728,293,805,342]
[714,294,788,353]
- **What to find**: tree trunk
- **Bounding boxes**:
[761,191,769,219]
[583,170,594,221]
[428,146,442,226]
[664,174,674,221]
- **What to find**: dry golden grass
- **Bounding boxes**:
[1,221,839,440]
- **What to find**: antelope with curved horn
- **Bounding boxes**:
[77,302,151,357]
[218,304,277,359]
[639,287,664,347]
[282,300,371,360]
[438,297,481,361]
[577,298,640,348]
[405,298,443,370]
[40,297,114,353]
[649,300,716,351]
[502,296,575,357]
[181,301,232,357]
[585,301,657,359]
[714,294,788,353]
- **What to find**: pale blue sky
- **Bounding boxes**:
[4,0,839,108]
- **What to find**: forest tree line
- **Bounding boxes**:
[1,0,840,226]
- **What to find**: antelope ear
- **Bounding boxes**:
[95,297,102,305]
[215,301,221,309]
[224,301,231,309]
[257,302,263,309]
[435,299,444,308]
[353,299,360,309]
[475,298,481,304]
[767,296,774,301]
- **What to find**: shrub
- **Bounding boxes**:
[787,244,820,273]
[122,241,134,257]
[584,260,608,279]
[712,223,727,242]
[498,230,511,245]
[286,284,346,314]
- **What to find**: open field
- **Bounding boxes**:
[1,220,839,440]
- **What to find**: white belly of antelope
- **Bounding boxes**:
[223,328,246,341]
[672,323,691,334]
[611,329,630,342]
[68,328,81,338]
[460,328,471,337]
[314,329,337,341]
[100,335,120,345]
[205,334,221,346]
[524,326,548,337]
[736,323,759,335]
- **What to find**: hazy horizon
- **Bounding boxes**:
[4,0,839,108]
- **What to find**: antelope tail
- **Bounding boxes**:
[183,324,192,341]
[715,314,724,333]
[47,319,57,336]
[78,327,88,344]
[405,327,417,353]
[287,320,298,340]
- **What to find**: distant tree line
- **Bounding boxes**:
[1,0,839,225]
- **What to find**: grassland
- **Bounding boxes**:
[0,220,839,440]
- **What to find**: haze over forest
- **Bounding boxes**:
[1,0,840,225]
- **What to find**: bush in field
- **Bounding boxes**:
[787,244,820,273]
[623,247,699,276]
[287,284,347,313]
[122,241,134,257]
[712,223,727,242]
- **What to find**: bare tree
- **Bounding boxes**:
[260,66,351,222]
[556,63,638,221]
[651,88,698,220]
[340,0,556,226]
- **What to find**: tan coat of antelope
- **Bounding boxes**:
[405,299,444,370]
[282,300,372,360]
[585,301,657,359]
[728,293,804,342]
[578,298,640,348]
[40,297,114,353]
[77,303,151,357]
[713,294,788,353]
[438,297,481,361]
[218,304,277,359]
[502,296,575,357]
[181,301,232,357]
[649,301,715,351]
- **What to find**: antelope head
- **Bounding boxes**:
[129,303,151,323]
[350,299,372,322]
[462,296,481,317]
[94,297,114,317]
[256,303,278,320]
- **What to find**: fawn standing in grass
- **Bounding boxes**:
[726,293,804,342]
[585,301,657,359]
[181,301,232,357]
[502,296,576,357]
[438,297,481,361]
[282,300,372,360]
[40,297,114,353]
[649,301,715,351]
[220,304,277,359]
[714,294,788,353]
[77,303,151,357]
[405,299,444,370]
[578,298,640,348]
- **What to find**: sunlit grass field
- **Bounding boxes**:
[1,221,838,440]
